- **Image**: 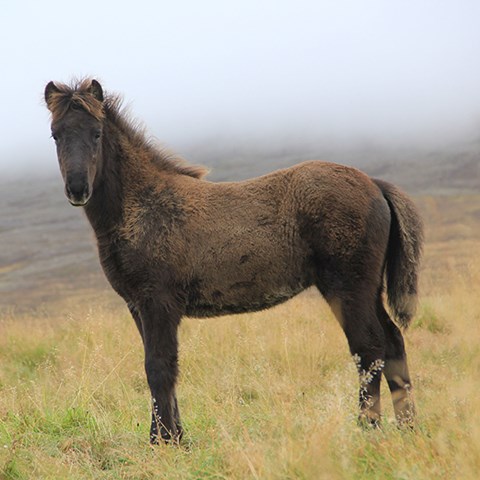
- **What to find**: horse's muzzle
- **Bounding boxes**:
[65,176,91,206]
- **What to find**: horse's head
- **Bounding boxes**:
[45,79,105,206]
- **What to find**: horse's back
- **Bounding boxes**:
[171,160,390,269]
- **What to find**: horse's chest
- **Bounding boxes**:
[97,238,156,299]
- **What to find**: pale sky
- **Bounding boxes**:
[1,0,480,174]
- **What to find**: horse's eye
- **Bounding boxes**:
[94,131,102,141]
[51,133,59,142]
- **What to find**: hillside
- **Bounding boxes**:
[194,140,480,194]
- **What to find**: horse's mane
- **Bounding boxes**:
[45,78,208,179]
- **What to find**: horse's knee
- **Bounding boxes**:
[145,355,178,391]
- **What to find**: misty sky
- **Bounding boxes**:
[1,0,480,174]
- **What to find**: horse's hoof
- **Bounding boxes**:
[150,427,183,446]
[396,413,416,430]
[357,413,381,430]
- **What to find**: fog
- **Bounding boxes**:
[1,0,480,176]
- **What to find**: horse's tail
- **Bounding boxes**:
[374,179,424,329]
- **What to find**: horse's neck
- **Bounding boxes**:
[84,118,170,242]
[84,126,126,240]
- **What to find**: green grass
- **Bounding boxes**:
[0,284,479,479]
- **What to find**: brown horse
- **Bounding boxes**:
[45,79,423,444]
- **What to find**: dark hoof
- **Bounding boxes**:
[357,414,381,430]
[150,425,183,445]
[396,414,416,431]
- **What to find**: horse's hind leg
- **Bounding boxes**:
[328,295,386,426]
[376,299,415,426]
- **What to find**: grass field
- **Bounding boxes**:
[1,194,480,479]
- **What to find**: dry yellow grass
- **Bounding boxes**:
[0,194,479,479]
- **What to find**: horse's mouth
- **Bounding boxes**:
[66,193,91,207]
[68,198,89,207]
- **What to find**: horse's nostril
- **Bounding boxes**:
[67,178,87,194]
[65,177,90,205]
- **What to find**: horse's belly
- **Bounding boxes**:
[185,284,307,318]
[184,266,313,318]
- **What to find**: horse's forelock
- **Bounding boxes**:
[46,79,104,122]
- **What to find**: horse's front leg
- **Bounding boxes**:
[127,302,144,341]
[138,297,183,444]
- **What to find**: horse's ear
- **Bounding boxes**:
[44,81,60,108]
[88,79,104,102]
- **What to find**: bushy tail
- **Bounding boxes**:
[374,179,424,329]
